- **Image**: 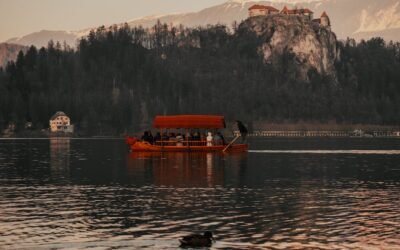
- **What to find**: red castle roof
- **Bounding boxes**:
[249,4,279,12]
[321,11,329,18]
[282,6,313,15]
[303,8,314,14]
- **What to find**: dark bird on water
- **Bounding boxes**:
[179,231,214,248]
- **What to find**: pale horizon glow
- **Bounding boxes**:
[230,0,322,3]
[0,0,331,43]
[0,0,228,42]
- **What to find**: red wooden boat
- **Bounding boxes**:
[125,115,248,152]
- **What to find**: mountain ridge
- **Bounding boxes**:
[2,0,400,56]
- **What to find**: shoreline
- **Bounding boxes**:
[251,122,400,132]
[249,132,400,138]
[0,137,123,140]
[2,123,400,139]
[1,134,399,139]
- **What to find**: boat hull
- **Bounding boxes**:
[129,141,248,152]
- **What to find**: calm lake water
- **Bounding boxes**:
[1,138,400,249]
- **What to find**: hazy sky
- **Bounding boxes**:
[0,0,227,42]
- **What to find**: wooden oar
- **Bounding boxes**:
[222,135,241,153]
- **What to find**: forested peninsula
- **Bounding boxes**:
[1,17,400,135]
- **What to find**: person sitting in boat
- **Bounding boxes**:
[141,131,153,144]
[193,132,200,141]
[162,132,169,141]
[206,132,213,146]
[168,132,176,146]
[148,131,154,144]
[218,132,226,145]
[185,131,192,141]
[154,132,161,143]
[213,132,222,145]
[140,131,148,141]
[176,133,184,146]
[200,133,206,142]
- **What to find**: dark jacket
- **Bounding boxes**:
[237,121,248,134]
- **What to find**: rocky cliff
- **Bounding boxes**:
[240,15,338,81]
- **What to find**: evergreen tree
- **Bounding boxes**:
[0,23,399,135]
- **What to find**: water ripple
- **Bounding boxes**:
[0,185,399,249]
[250,150,400,154]
[0,139,400,249]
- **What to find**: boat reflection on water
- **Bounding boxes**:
[127,152,248,187]
[50,137,71,178]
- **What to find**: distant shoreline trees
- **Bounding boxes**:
[0,22,399,135]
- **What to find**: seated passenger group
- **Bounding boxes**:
[141,130,225,146]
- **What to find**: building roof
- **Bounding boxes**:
[50,111,68,120]
[267,6,280,12]
[302,8,314,14]
[153,115,226,129]
[249,4,279,12]
[321,11,329,18]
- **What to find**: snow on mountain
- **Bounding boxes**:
[3,0,400,50]
[129,0,400,42]
[6,30,84,48]
[355,2,400,33]
[229,0,322,3]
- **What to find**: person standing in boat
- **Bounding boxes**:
[236,120,248,143]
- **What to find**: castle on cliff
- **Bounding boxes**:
[248,5,331,28]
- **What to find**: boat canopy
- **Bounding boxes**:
[153,115,226,129]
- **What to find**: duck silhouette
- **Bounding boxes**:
[179,231,214,248]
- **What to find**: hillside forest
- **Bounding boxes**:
[0,22,400,135]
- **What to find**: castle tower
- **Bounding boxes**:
[320,11,330,27]
[281,6,290,15]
